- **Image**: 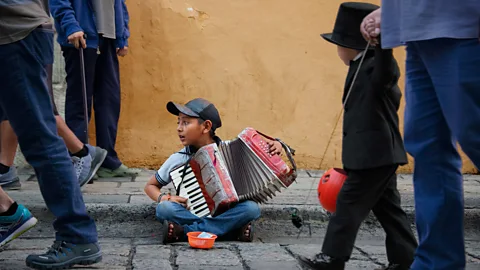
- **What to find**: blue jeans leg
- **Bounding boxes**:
[156,201,201,225]
[404,38,480,270]
[156,201,261,237]
[0,28,98,244]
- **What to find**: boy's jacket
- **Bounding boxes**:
[341,46,408,170]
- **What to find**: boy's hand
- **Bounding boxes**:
[361,8,381,46]
[267,140,283,156]
[68,31,86,49]
[164,195,189,209]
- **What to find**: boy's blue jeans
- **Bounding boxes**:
[0,27,98,244]
[156,200,261,237]
[404,38,480,270]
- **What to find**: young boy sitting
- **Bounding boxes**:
[298,2,418,270]
[144,98,283,243]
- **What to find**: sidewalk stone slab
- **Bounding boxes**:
[133,260,172,270]
[176,266,243,270]
[176,246,241,267]
[286,244,367,262]
[264,189,322,205]
[236,243,295,262]
[6,192,130,204]
[133,245,172,270]
[307,170,325,178]
[89,254,130,268]
[130,195,153,204]
[98,239,131,256]
[345,260,382,269]
[81,182,121,194]
[247,261,302,269]
[94,177,132,183]
[297,169,310,178]
[236,243,302,269]
[285,177,320,189]
[0,249,42,261]
[134,176,152,183]
[355,245,387,265]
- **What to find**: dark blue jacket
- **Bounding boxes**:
[50,0,130,49]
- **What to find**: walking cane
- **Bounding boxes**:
[79,43,94,184]
[79,46,89,145]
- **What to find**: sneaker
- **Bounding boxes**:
[72,154,92,187]
[84,145,107,184]
[0,167,21,190]
[97,164,140,178]
[26,241,102,270]
[0,204,38,248]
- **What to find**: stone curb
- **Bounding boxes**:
[25,203,480,232]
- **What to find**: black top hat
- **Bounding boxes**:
[321,2,379,51]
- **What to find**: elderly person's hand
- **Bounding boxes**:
[360,8,381,46]
[68,31,86,49]
[117,46,128,57]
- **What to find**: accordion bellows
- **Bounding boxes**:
[171,127,297,217]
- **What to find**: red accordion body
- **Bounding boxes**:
[189,127,296,216]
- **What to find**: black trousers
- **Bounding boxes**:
[322,165,418,265]
[62,38,121,170]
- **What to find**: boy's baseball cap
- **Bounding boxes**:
[167,98,222,130]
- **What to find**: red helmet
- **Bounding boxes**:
[317,168,347,213]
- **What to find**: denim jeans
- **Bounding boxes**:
[404,38,480,270]
[0,27,98,244]
[156,200,261,237]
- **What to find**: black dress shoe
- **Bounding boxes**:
[297,253,345,270]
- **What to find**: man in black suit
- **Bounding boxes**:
[298,2,418,270]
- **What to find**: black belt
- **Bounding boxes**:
[37,22,53,30]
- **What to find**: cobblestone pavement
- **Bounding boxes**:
[1,168,479,269]
[1,237,480,270]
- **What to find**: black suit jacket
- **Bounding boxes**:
[341,45,408,170]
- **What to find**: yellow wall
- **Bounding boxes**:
[95,0,477,173]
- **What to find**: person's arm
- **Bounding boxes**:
[370,37,398,93]
[144,175,189,207]
[144,175,164,202]
[49,0,85,48]
[115,0,130,51]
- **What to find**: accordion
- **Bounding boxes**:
[169,127,297,217]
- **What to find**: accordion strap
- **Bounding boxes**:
[175,153,193,196]
[255,130,297,173]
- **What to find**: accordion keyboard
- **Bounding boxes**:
[170,165,211,218]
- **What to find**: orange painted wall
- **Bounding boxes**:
[91,0,477,173]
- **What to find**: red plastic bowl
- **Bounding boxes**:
[187,232,218,249]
